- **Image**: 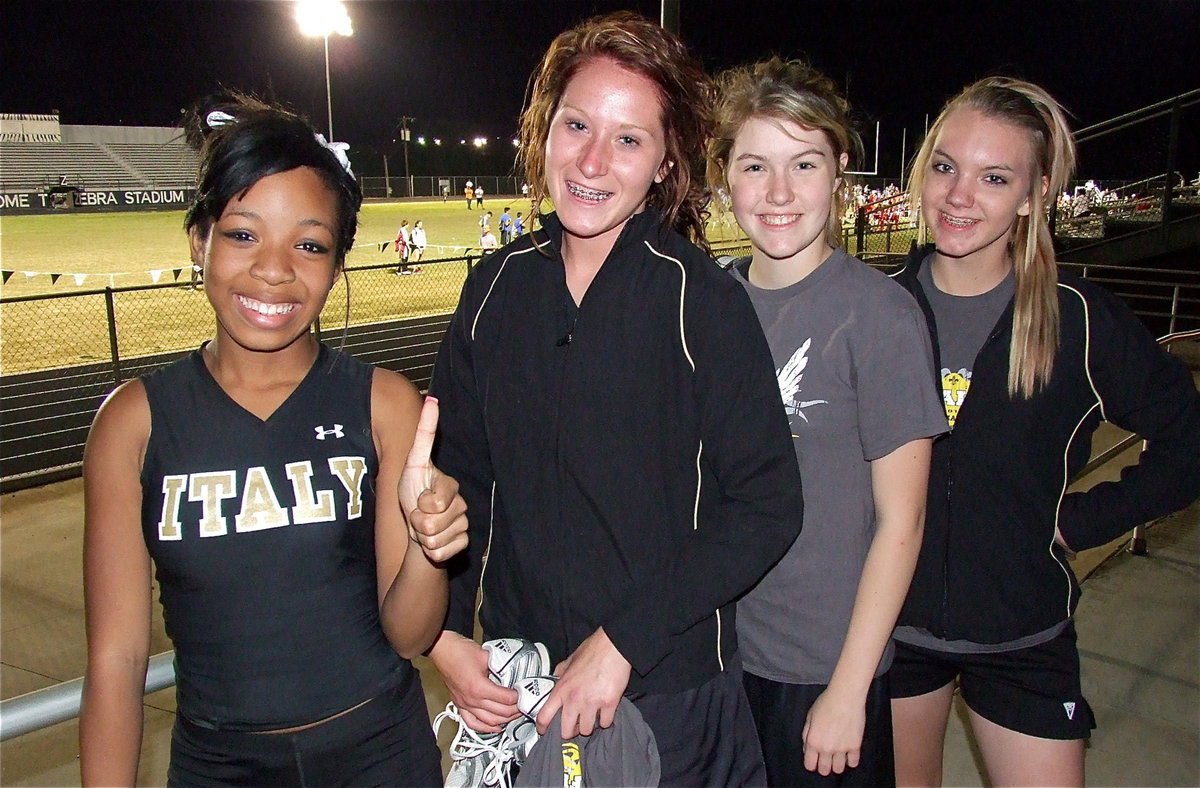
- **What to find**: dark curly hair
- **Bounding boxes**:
[182,91,362,263]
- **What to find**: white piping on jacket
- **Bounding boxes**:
[646,240,724,669]
[471,245,539,341]
[477,482,496,620]
[1051,283,1104,620]
[470,247,536,615]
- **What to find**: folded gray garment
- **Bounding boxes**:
[515,698,660,788]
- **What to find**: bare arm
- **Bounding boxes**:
[373,371,468,659]
[79,381,153,786]
[803,437,931,776]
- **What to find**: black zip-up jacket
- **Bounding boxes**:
[894,247,1200,644]
[429,209,804,695]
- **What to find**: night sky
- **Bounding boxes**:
[3,0,1196,180]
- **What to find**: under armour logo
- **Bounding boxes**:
[314,424,345,440]
[1063,701,1076,720]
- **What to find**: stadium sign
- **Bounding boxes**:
[0,187,195,215]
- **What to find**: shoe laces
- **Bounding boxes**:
[433,702,522,788]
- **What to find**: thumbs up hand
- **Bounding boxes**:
[398,397,469,563]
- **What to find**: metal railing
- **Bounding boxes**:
[0,654,176,742]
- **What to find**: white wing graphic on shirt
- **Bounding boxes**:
[777,338,827,424]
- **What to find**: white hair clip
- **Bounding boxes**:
[314,133,355,180]
[204,109,354,180]
[205,110,236,129]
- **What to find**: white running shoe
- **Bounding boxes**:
[500,715,541,766]
[484,638,551,688]
[434,703,514,788]
[515,675,558,722]
[436,639,552,788]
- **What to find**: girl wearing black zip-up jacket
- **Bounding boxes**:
[426,14,803,786]
[887,78,1200,787]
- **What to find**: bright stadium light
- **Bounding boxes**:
[473,137,487,148]
[296,0,353,139]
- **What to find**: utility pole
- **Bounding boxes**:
[396,116,414,197]
[660,0,679,34]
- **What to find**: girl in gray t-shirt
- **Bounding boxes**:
[707,58,947,787]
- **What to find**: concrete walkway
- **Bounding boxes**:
[3,435,1197,786]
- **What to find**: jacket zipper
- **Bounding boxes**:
[552,296,578,657]
[941,317,1008,638]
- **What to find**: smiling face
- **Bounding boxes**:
[190,166,340,356]
[727,116,846,281]
[922,107,1038,270]
[544,57,670,261]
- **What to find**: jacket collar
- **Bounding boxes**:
[538,206,668,261]
[893,242,936,286]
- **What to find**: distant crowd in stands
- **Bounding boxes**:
[842,182,912,230]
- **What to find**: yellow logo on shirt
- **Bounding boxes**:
[562,741,582,787]
[942,368,971,428]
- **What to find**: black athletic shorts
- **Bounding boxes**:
[743,670,894,787]
[631,653,767,787]
[889,623,1096,740]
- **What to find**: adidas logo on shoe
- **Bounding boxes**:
[517,676,557,722]
[485,638,551,688]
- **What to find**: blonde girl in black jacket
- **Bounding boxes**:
[888,77,1200,787]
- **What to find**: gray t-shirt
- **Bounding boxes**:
[732,249,947,684]
[915,258,1014,430]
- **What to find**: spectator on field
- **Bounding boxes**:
[409,219,427,264]
[513,211,525,238]
[395,218,411,274]
[479,226,498,251]
[499,207,513,244]
[475,185,484,207]
[465,184,474,209]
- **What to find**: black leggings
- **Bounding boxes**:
[167,671,442,787]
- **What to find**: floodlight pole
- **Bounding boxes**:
[296,1,351,140]
[323,34,334,140]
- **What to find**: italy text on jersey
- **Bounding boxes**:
[154,457,368,540]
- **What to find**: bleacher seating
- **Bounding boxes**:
[104,142,200,187]
[0,141,199,192]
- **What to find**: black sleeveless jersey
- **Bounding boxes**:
[140,344,407,730]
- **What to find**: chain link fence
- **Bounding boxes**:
[360,175,526,201]
[0,254,476,488]
[0,256,474,379]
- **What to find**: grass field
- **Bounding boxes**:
[0,198,749,298]
[0,198,750,374]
